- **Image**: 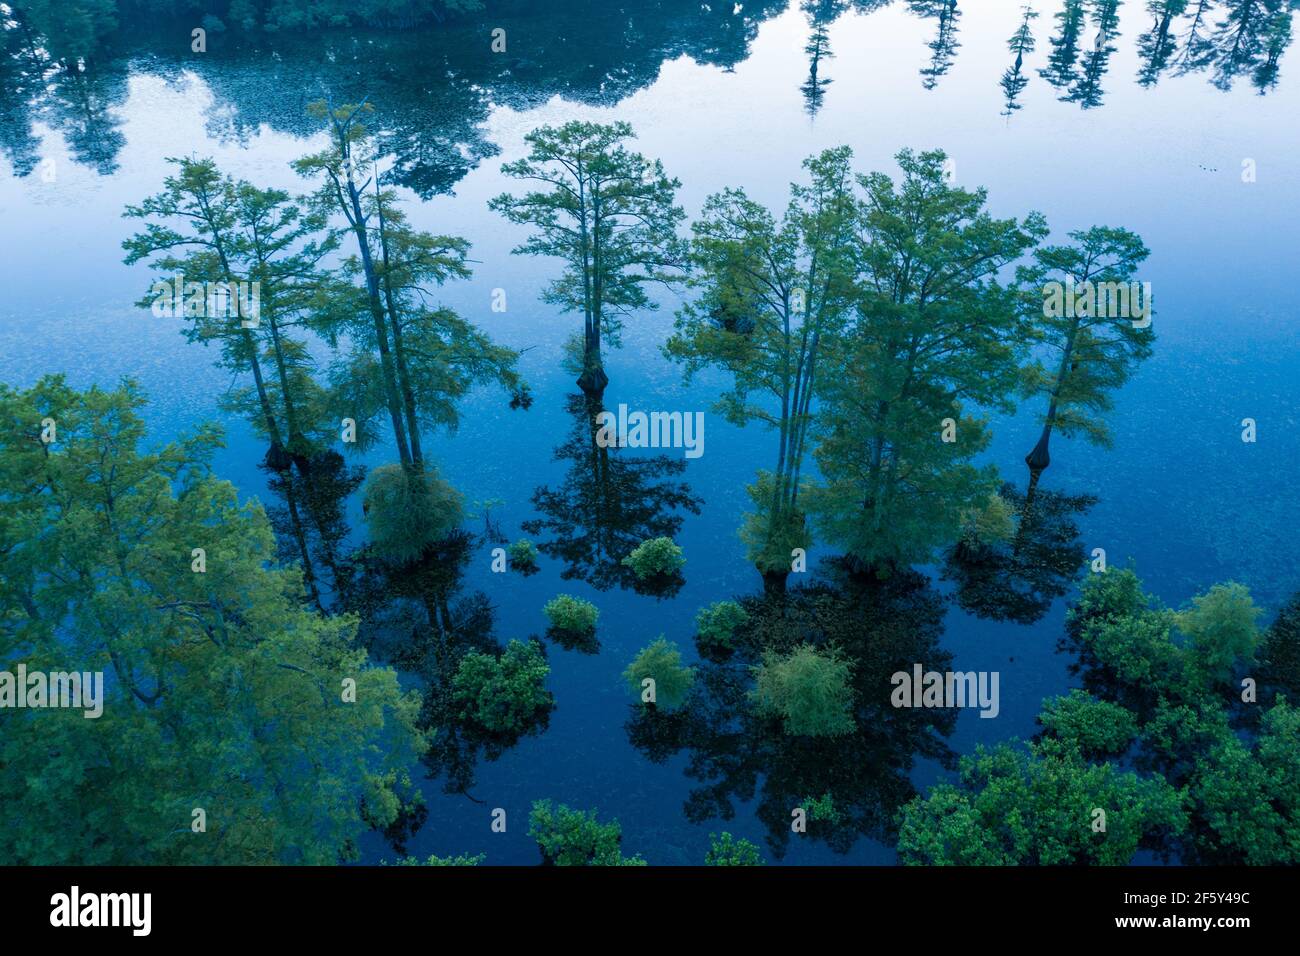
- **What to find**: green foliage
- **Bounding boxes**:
[1066,569,1262,702]
[810,147,1046,569]
[392,852,486,866]
[802,791,842,823]
[624,637,695,710]
[361,463,464,565]
[1259,593,1300,703]
[695,600,749,654]
[1018,226,1155,449]
[1057,566,1298,864]
[751,644,854,737]
[960,492,1017,548]
[542,594,599,636]
[0,377,426,864]
[1175,582,1261,691]
[896,741,1187,865]
[490,121,685,378]
[738,472,812,573]
[1065,568,1179,699]
[527,800,645,866]
[295,100,527,470]
[667,147,858,570]
[1189,700,1300,864]
[705,831,765,866]
[507,538,540,570]
[123,156,340,460]
[621,536,685,580]
[1036,690,1138,759]
[451,639,554,737]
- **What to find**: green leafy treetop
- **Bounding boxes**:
[910,565,1298,865]
[543,594,599,637]
[1018,226,1155,500]
[896,739,1187,865]
[667,147,858,588]
[528,800,646,866]
[705,831,765,866]
[295,100,528,474]
[1034,689,1138,760]
[1063,567,1262,710]
[621,535,686,579]
[0,377,426,864]
[694,600,749,656]
[451,639,555,738]
[624,637,696,710]
[507,538,540,572]
[123,156,341,469]
[809,147,1047,572]
[750,643,855,737]
[490,120,686,396]
[361,462,464,566]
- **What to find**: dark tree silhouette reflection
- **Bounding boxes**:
[523,393,702,595]
[1000,5,1038,116]
[261,450,366,613]
[801,1,850,115]
[942,483,1094,625]
[909,0,962,90]
[627,561,957,858]
[343,531,554,802]
[3,0,1296,180]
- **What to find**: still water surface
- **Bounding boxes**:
[2,0,1297,863]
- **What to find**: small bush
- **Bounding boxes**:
[624,636,695,709]
[507,538,540,571]
[695,600,749,654]
[362,463,464,565]
[451,639,554,736]
[622,536,685,580]
[543,594,599,636]
[528,800,645,866]
[751,644,854,737]
[705,831,765,866]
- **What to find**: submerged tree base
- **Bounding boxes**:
[576,362,609,398]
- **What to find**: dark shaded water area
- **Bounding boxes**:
[2,0,1298,863]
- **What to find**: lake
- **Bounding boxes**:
[2,0,1297,865]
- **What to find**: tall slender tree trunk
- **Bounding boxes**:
[201,205,286,469]
[340,177,413,471]
[282,473,323,611]
[373,185,425,470]
[578,173,608,397]
[265,308,306,459]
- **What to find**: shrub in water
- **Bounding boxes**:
[695,600,749,654]
[528,800,645,866]
[507,538,540,572]
[623,636,695,709]
[705,831,765,866]
[751,643,854,737]
[543,594,599,637]
[621,536,685,580]
[362,463,464,566]
[451,639,554,736]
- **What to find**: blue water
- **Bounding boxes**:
[2,0,1297,864]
